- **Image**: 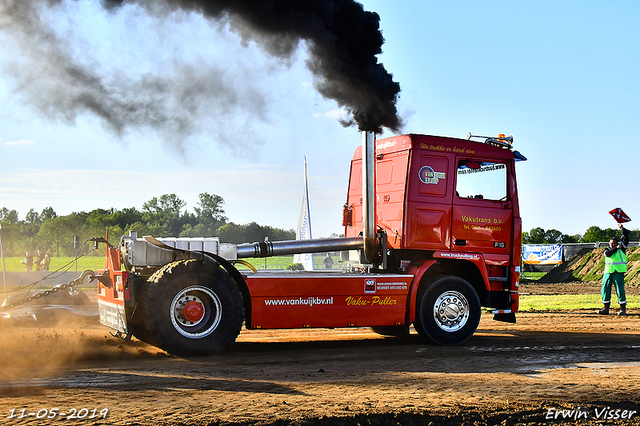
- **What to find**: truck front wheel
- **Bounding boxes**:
[141,259,244,356]
[415,276,481,345]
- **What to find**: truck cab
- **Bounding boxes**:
[344,133,524,323]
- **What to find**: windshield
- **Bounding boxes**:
[456,161,507,201]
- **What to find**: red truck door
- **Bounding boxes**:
[451,158,513,257]
[403,152,453,251]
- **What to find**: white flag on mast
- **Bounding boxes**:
[293,157,314,271]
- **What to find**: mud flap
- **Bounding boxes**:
[493,312,516,323]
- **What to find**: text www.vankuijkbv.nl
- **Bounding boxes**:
[264,297,334,307]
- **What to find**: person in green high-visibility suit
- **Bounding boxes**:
[598,223,630,316]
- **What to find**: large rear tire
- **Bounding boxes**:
[414,276,481,345]
[138,259,244,356]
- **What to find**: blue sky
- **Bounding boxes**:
[1,1,639,238]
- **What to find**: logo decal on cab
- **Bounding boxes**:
[365,279,376,293]
[418,166,446,184]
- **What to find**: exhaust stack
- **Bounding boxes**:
[236,236,364,258]
[362,131,380,263]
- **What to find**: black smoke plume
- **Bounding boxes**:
[105,0,403,132]
[1,0,402,146]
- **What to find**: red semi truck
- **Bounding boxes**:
[96,131,526,356]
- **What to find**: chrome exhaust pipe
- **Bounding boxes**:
[236,236,364,258]
[362,131,380,263]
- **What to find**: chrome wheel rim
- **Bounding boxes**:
[170,286,222,339]
[432,290,469,332]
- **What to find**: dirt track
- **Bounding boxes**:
[1,283,639,425]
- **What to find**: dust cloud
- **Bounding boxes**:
[0,298,164,382]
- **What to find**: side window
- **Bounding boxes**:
[456,160,507,201]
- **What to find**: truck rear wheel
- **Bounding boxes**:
[140,259,244,356]
[415,276,480,345]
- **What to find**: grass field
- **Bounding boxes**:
[519,294,638,311]
[1,256,107,272]
[520,271,545,282]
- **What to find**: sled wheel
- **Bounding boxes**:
[142,259,244,356]
[414,276,480,345]
[370,325,410,337]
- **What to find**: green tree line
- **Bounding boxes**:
[522,226,640,244]
[0,193,295,257]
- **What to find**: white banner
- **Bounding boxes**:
[293,157,314,271]
[522,244,563,265]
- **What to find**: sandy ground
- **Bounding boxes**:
[0,282,639,425]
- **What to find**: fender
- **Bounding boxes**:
[433,251,490,288]
[405,252,491,324]
[405,259,437,324]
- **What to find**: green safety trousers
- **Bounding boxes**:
[601,271,626,304]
